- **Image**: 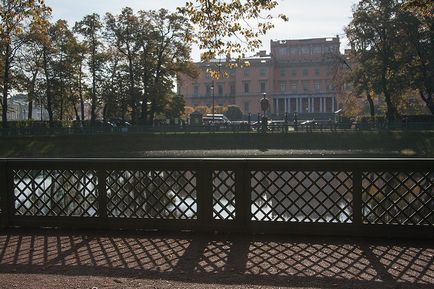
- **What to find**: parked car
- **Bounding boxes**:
[202,114,231,125]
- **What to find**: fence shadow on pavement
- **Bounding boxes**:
[0,229,433,288]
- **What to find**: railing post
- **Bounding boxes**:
[0,162,7,228]
[353,170,363,229]
[197,168,213,230]
[0,161,12,229]
[97,170,108,220]
[235,165,250,231]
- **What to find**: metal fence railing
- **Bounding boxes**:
[1,158,433,238]
[1,121,434,137]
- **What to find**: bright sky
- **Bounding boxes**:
[45,0,358,60]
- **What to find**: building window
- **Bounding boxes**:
[193,85,199,97]
[312,46,321,54]
[303,68,308,76]
[279,68,285,77]
[291,69,297,76]
[326,98,333,112]
[314,98,320,112]
[279,81,286,93]
[302,80,309,92]
[206,83,212,96]
[326,80,333,91]
[290,47,299,55]
[290,81,297,93]
[260,67,268,77]
[314,80,321,92]
[302,98,309,112]
[217,83,224,96]
[290,98,297,112]
[243,81,250,94]
[302,46,311,54]
[260,81,266,93]
[230,83,235,96]
[315,68,320,76]
[244,101,249,113]
[243,68,250,77]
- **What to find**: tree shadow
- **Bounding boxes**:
[0,229,433,288]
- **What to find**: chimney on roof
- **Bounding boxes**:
[259,50,266,57]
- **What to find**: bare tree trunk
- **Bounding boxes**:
[79,59,85,121]
[90,42,97,125]
[2,44,10,129]
[128,53,136,124]
[27,70,38,120]
[367,92,375,117]
[43,47,54,127]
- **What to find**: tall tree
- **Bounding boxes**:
[105,8,141,124]
[0,0,51,128]
[145,9,195,124]
[14,32,44,120]
[74,13,103,124]
[399,1,434,114]
[346,0,404,122]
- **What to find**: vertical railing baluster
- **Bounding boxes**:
[97,170,108,221]
[0,162,8,228]
[197,168,213,229]
[353,169,363,228]
[0,162,14,228]
[235,165,250,231]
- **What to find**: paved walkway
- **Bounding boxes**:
[0,229,433,288]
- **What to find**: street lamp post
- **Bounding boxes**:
[260,92,269,133]
[210,82,214,123]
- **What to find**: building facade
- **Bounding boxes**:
[178,36,341,118]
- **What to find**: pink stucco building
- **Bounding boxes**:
[178,37,340,117]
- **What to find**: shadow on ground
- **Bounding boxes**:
[0,229,433,288]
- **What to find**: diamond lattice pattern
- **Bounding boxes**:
[106,170,197,219]
[362,171,434,225]
[13,170,98,217]
[251,171,353,223]
[212,171,236,220]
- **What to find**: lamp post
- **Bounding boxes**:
[210,82,214,123]
[208,63,222,124]
[260,92,269,133]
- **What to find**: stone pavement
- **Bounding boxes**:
[0,229,433,288]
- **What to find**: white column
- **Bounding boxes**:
[288,98,291,112]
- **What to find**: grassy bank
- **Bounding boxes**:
[0,130,433,157]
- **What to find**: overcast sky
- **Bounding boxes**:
[45,0,358,60]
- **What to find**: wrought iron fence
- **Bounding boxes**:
[1,158,433,238]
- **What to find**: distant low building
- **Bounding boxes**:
[178,36,341,117]
[7,94,49,121]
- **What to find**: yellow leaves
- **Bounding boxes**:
[178,0,286,63]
